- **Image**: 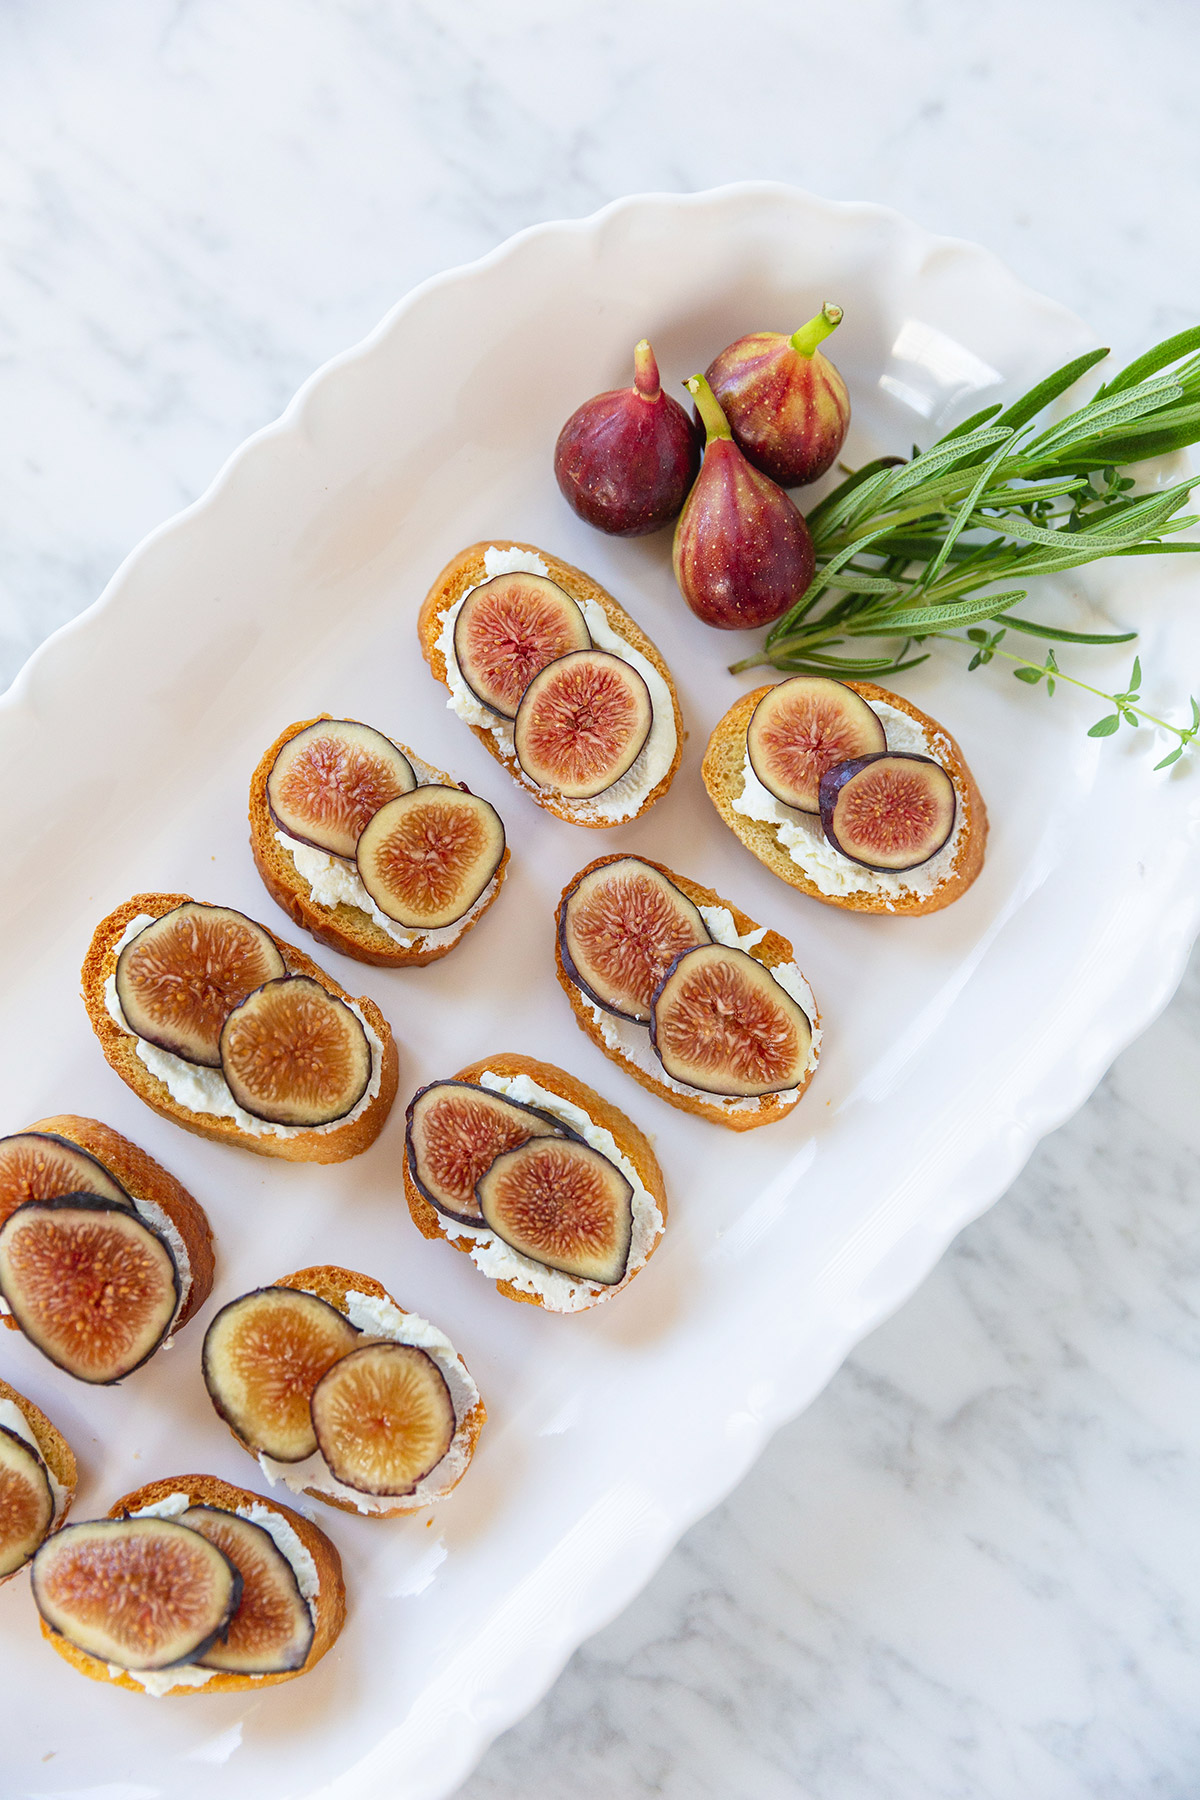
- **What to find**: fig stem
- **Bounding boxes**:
[685,373,733,444]
[633,339,662,401]
[791,304,843,358]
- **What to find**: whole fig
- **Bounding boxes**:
[554,339,701,537]
[706,303,850,487]
[672,374,814,631]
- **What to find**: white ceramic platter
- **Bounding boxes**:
[2,185,1198,1799]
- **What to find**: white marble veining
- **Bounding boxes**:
[2,4,1199,1797]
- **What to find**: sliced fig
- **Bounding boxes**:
[406,1081,566,1224]
[115,903,286,1068]
[477,1137,633,1286]
[514,649,652,799]
[267,718,417,857]
[0,1196,180,1384]
[184,1507,314,1674]
[202,1286,360,1461]
[818,752,956,871]
[454,573,591,719]
[559,857,712,1023]
[355,787,505,930]
[31,1518,241,1671]
[746,676,886,814]
[0,1424,55,1578]
[218,976,371,1127]
[310,1341,455,1497]
[0,1130,132,1226]
[650,944,812,1097]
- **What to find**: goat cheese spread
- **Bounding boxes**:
[129,1195,192,1335]
[257,1290,480,1515]
[108,1490,320,1695]
[104,914,384,1138]
[0,1398,70,1518]
[732,700,964,906]
[582,903,821,1114]
[435,545,677,823]
[438,1071,664,1312]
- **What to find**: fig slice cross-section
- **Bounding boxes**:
[31,1518,242,1671]
[0,1424,55,1578]
[746,675,886,813]
[267,718,416,859]
[218,976,372,1127]
[184,1506,314,1674]
[818,752,957,871]
[202,1286,360,1461]
[559,856,712,1022]
[453,572,592,719]
[115,902,286,1068]
[476,1137,634,1286]
[514,649,653,799]
[0,1196,180,1384]
[0,1130,132,1227]
[650,944,813,1098]
[310,1342,456,1497]
[355,787,505,931]
[406,1081,566,1224]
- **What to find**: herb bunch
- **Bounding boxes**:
[732,327,1200,758]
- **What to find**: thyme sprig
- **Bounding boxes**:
[731,328,1200,758]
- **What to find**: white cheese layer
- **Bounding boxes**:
[109,1490,321,1696]
[581,903,822,1114]
[257,1290,480,1515]
[104,914,385,1138]
[439,1072,664,1313]
[435,545,677,823]
[732,700,965,907]
[0,1397,70,1520]
[129,1195,191,1335]
[274,830,497,951]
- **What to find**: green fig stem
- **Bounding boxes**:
[685,373,733,444]
[633,339,662,401]
[791,303,843,358]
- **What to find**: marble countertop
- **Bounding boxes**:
[2,4,1199,1795]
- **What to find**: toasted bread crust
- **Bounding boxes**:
[701,681,987,915]
[418,541,683,827]
[38,1472,345,1695]
[248,716,510,967]
[81,893,399,1163]
[553,856,820,1131]
[249,1265,488,1518]
[20,1116,215,1331]
[402,1053,667,1309]
[0,1377,76,1582]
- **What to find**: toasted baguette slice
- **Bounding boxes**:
[0,1377,76,1582]
[554,856,820,1132]
[403,1053,667,1311]
[249,716,511,968]
[0,1116,215,1337]
[214,1264,487,1519]
[81,893,399,1163]
[702,680,987,916]
[418,541,683,827]
[38,1473,344,1695]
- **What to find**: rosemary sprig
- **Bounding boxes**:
[732,329,1200,757]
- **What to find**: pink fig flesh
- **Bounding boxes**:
[672,375,814,630]
[746,676,886,814]
[554,339,701,537]
[705,304,850,487]
[818,753,956,871]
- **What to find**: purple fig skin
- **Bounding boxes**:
[672,374,815,630]
[706,304,851,488]
[554,340,701,537]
